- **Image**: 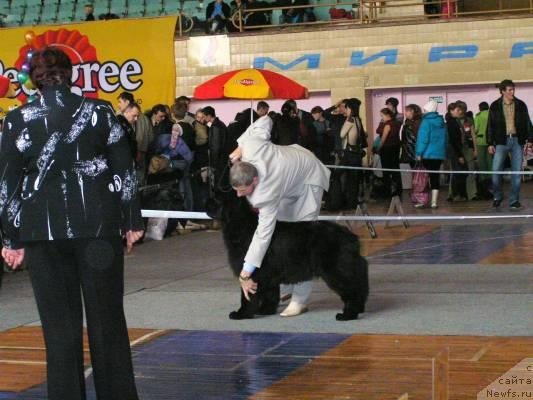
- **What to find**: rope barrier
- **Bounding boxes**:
[141,209,533,222]
[325,164,533,175]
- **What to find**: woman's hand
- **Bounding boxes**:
[229,147,242,164]
[126,231,144,253]
[1,248,25,270]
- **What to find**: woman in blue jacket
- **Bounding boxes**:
[415,100,448,208]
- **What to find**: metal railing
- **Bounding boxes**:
[220,0,533,34]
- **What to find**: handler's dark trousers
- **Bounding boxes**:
[25,238,139,400]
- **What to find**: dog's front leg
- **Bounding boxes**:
[229,287,260,320]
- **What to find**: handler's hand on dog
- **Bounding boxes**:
[239,271,258,301]
[126,231,144,253]
[1,248,25,270]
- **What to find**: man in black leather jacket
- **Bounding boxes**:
[487,79,533,209]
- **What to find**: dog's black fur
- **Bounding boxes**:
[207,192,369,321]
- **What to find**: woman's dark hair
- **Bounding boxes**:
[385,97,399,108]
[447,102,456,112]
[29,47,72,90]
[118,92,135,103]
[311,106,324,114]
[453,101,467,113]
[268,111,279,119]
[345,98,361,118]
[151,104,167,115]
[479,101,489,111]
[281,102,294,116]
[380,108,394,118]
[405,104,422,120]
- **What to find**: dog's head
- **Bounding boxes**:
[205,190,258,227]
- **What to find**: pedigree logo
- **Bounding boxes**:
[237,79,256,86]
[0,28,143,103]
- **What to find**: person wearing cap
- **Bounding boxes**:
[487,79,533,209]
[415,100,447,208]
[385,97,404,125]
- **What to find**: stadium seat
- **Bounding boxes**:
[73,2,89,21]
[94,0,111,15]
[24,0,42,7]
[0,2,10,15]
[9,1,26,16]
[182,1,203,20]
[57,4,75,24]
[162,0,179,15]
[41,3,59,24]
[126,0,145,18]
[23,4,42,25]
[145,0,163,16]
[2,14,22,27]
[110,0,127,17]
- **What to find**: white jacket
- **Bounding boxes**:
[237,116,331,268]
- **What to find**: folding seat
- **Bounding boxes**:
[94,0,110,15]
[57,2,75,23]
[162,0,179,15]
[3,14,23,27]
[127,0,145,18]
[41,3,59,24]
[145,0,162,16]
[110,0,127,17]
[22,3,42,25]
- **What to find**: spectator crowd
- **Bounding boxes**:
[107,78,532,234]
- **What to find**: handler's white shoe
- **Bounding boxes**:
[280,302,308,317]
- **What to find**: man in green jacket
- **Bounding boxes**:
[474,101,492,198]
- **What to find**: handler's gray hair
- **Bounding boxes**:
[230,162,258,187]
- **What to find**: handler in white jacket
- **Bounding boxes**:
[229,115,330,317]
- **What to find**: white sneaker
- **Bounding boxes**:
[280,302,308,317]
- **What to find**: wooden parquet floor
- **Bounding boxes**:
[1,328,531,399]
[0,327,165,392]
[251,335,533,400]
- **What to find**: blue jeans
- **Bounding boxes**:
[492,136,523,204]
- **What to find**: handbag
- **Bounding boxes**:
[410,163,430,205]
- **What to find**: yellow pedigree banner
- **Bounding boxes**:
[0,16,177,114]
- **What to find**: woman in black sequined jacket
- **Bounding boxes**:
[0,47,142,400]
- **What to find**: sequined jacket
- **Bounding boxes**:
[0,85,143,249]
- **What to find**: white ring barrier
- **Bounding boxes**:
[141,209,533,222]
[326,164,533,175]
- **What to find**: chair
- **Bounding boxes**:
[126,0,145,17]
[0,2,10,16]
[57,4,75,23]
[162,0,179,15]
[2,14,22,27]
[110,0,127,16]
[23,4,42,25]
[41,3,59,24]
[145,0,163,16]
[73,2,89,21]
[94,0,111,15]
[9,1,26,16]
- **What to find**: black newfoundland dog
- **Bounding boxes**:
[207,192,369,321]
